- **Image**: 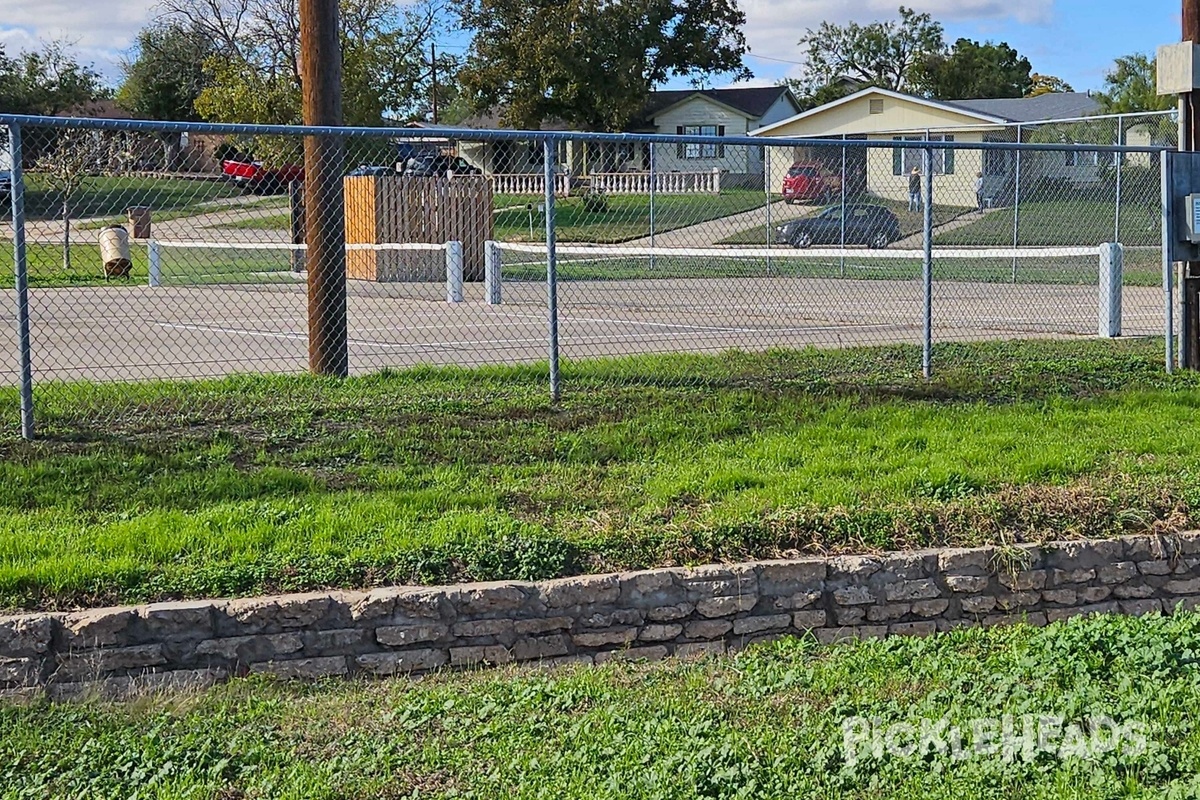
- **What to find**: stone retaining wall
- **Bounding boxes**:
[4,533,1200,700]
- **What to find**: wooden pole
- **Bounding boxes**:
[300,0,348,377]
[1183,0,1200,368]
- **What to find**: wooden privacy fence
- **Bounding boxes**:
[344,174,493,281]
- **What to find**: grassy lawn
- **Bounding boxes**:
[935,201,1160,248]
[21,174,241,223]
[0,340,1198,612]
[75,196,289,231]
[5,611,1200,797]
[216,190,770,243]
[498,244,1163,286]
[719,196,973,246]
[494,189,769,243]
[0,242,298,288]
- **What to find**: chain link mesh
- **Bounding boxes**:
[0,112,1178,437]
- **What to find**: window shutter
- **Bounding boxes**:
[893,137,902,175]
[944,135,954,174]
[717,125,725,158]
[677,126,685,159]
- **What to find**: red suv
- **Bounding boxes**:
[781,163,839,205]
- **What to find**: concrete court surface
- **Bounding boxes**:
[0,275,1168,384]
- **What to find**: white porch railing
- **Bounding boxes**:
[490,173,572,196]
[589,169,722,195]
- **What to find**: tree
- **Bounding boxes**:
[1027,73,1073,96]
[164,0,449,127]
[455,0,751,131]
[919,39,1031,99]
[1099,53,1174,113]
[33,129,121,272]
[118,22,215,168]
[0,40,106,116]
[795,7,943,95]
[118,22,213,122]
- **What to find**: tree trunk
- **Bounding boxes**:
[62,198,70,272]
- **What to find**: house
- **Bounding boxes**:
[748,86,1154,207]
[452,86,802,191]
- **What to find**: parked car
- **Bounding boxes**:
[400,154,480,177]
[781,162,840,205]
[221,157,304,193]
[0,171,10,203]
[776,204,902,249]
[347,165,396,177]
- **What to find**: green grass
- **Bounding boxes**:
[935,200,1161,248]
[494,190,769,243]
[216,190,770,243]
[0,242,299,287]
[75,196,289,231]
[22,174,241,223]
[499,247,1163,286]
[719,196,973,245]
[1,340,1199,612]
[5,611,1200,797]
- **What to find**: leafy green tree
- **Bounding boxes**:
[455,0,751,130]
[796,7,943,95]
[1027,73,1073,96]
[0,40,106,116]
[1099,53,1174,113]
[920,39,1032,100]
[163,0,450,161]
[118,22,212,122]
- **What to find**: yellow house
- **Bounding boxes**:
[750,87,1110,208]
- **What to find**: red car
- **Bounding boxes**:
[781,162,839,205]
[221,158,304,194]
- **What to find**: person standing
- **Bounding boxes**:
[975,172,985,211]
[908,166,921,212]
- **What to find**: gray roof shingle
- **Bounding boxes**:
[942,92,1102,123]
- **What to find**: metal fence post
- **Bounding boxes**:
[1163,152,1176,373]
[764,145,772,274]
[1114,114,1123,245]
[9,123,33,440]
[840,135,847,277]
[648,143,656,271]
[1012,123,1022,283]
[544,139,560,401]
[922,147,934,379]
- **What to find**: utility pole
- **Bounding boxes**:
[300,0,348,377]
[1183,0,1200,367]
[431,43,439,125]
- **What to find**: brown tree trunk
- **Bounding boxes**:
[62,197,70,272]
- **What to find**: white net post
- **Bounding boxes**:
[147,239,161,288]
[446,240,464,304]
[484,240,502,305]
[1099,242,1123,338]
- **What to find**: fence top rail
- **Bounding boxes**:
[0,113,1173,154]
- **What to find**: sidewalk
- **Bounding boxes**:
[626,199,817,248]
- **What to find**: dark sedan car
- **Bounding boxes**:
[348,165,396,177]
[776,204,902,249]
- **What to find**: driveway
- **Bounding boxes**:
[626,199,818,248]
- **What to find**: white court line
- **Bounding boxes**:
[497,310,759,334]
[154,320,913,351]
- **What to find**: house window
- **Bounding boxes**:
[677,125,726,159]
[892,135,955,175]
[869,99,884,114]
[1064,148,1099,167]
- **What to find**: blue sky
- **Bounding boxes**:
[0,0,1181,95]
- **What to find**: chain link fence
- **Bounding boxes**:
[0,113,1176,438]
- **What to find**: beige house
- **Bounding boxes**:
[453,87,801,191]
[749,87,1124,208]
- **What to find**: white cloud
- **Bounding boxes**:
[739,0,1054,68]
[0,0,157,81]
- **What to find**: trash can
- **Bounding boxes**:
[127,206,152,239]
[99,225,132,278]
